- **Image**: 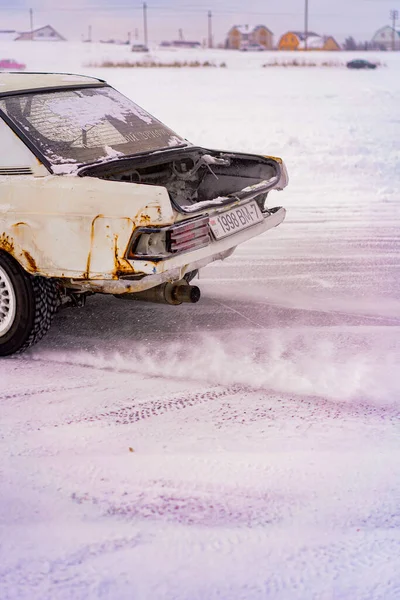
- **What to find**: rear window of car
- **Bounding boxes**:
[0,86,187,170]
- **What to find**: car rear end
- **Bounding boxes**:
[79,148,288,296]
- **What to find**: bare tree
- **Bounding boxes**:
[344,36,357,50]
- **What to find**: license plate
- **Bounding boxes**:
[209,200,263,240]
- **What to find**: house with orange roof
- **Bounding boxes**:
[226,25,273,50]
[278,31,340,51]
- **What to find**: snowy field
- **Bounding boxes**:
[1,42,400,599]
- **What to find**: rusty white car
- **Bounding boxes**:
[0,72,288,356]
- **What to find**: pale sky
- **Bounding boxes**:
[0,0,397,44]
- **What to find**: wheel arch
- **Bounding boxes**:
[0,229,40,275]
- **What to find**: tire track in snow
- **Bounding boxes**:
[213,390,400,428]
[0,382,93,402]
[67,384,247,425]
[0,535,144,599]
[71,481,289,528]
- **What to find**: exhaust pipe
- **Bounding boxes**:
[117,281,200,305]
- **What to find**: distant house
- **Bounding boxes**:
[226,25,273,50]
[0,30,19,41]
[371,26,400,50]
[322,36,341,51]
[278,31,317,50]
[278,31,340,51]
[16,25,66,42]
[297,35,340,51]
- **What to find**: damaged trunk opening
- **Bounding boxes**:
[79,148,282,214]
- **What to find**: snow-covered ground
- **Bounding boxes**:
[1,43,400,599]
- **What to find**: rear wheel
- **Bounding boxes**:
[0,252,59,357]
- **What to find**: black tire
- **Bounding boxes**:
[0,252,59,357]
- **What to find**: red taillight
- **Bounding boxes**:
[167,216,210,253]
[128,216,211,259]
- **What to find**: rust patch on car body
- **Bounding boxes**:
[0,233,15,254]
[139,213,152,225]
[113,232,135,278]
[84,214,99,279]
[1,232,37,273]
[23,250,37,272]
[263,155,282,164]
[84,215,136,280]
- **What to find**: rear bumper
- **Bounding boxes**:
[69,206,286,294]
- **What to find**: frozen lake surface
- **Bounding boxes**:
[1,43,400,599]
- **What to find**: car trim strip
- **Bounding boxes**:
[0,82,108,99]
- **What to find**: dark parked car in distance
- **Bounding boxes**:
[131,44,149,52]
[347,59,377,70]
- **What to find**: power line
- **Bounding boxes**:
[0,4,362,17]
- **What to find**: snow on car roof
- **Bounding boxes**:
[0,72,105,95]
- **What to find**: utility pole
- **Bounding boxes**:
[390,10,398,50]
[29,8,34,35]
[208,10,213,48]
[304,0,309,51]
[88,25,92,43]
[143,2,148,47]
